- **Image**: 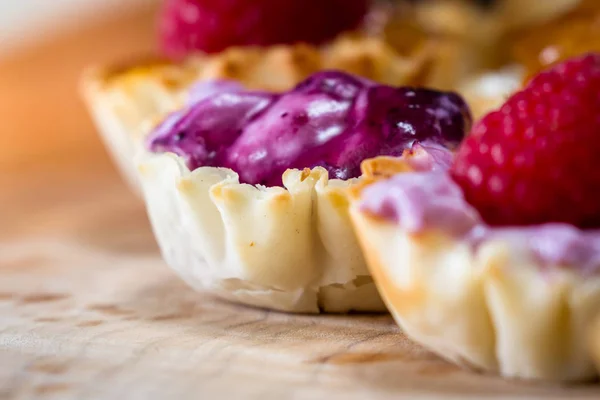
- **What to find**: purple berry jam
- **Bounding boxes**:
[147,71,471,186]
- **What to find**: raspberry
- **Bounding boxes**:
[451,53,600,228]
[159,0,369,58]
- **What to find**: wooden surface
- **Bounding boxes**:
[1,4,600,400]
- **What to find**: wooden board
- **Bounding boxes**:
[1,4,600,399]
[3,170,600,400]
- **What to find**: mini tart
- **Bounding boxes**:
[349,157,600,381]
[135,152,386,313]
[125,63,471,314]
[81,34,431,192]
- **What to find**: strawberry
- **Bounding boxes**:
[451,53,600,228]
[159,0,369,58]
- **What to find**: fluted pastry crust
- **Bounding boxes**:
[135,152,386,313]
[349,157,600,381]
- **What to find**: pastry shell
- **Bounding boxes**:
[349,158,600,381]
[81,34,430,192]
[80,35,434,313]
[135,152,386,313]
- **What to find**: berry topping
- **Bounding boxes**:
[148,71,471,187]
[451,53,600,228]
[360,171,480,236]
[159,0,369,59]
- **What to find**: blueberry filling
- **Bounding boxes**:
[147,71,471,187]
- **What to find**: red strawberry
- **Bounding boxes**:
[451,53,600,228]
[159,0,369,59]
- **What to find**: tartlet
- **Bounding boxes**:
[82,34,431,192]
[350,155,600,381]
[349,53,600,380]
[116,70,470,314]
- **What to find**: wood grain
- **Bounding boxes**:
[2,240,600,400]
[1,4,600,400]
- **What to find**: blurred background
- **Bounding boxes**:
[0,0,159,174]
[1,0,595,177]
[3,0,598,172]
[0,0,597,214]
[0,0,164,243]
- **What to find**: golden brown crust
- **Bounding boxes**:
[90,33,433,94]
[98,55,172,81]
[350,205,600,381]
[97,55,206,91]
[360,156,415,180]
[348,154,417,201]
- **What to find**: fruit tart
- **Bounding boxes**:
[350,53,600,379]
[135,70,470,313]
